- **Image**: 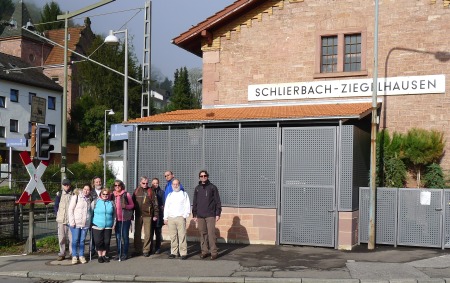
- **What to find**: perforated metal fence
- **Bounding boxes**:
[129,126,279,208]
[129,124,368,247]
[360,187,450,248]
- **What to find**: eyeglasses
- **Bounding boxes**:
[102,193,109,196]
[114,184,121,187]
[141,182,148,185]
[199,175,208,178]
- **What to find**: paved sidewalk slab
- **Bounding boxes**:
[346,262,429,280]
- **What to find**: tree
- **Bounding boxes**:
[37,1,64,32]
[189,67,202,106]
[403,128,444,188]
[167,67,199,111]
[72,35,141,144]
[0,0,14,35]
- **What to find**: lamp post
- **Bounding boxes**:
[104,29,128,186]
[56,0,116,184]
[104,109,115,188]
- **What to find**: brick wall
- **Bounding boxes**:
[202,0,450,170]
[160,207,277,245]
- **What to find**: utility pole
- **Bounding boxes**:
[25,122,37,254]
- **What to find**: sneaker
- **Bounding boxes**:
[57,255,65,261]
[168,254,176,259]
[143,252,150,257]
[180,255,187,260]
[120,255,128,261]
[98,256,105,263]
[154,249,161,254]
[72,256,78,264]
[79,256,87,264]
[102,256,110,262]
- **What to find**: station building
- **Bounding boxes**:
[127,0,450,249]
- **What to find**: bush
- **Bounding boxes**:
[384,157,407,188]
[423,163,446,188]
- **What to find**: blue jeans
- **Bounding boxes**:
[115,220,131,256]
[69,226,88,257]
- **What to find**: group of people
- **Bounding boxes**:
[54,170,222,264]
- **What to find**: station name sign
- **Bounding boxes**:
[248,75,445,101]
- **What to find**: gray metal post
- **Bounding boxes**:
[368,0,380,250]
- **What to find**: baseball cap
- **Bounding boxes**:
[62,179,71,186]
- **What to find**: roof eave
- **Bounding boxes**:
[172,0,264,56]
[128,115,365,127]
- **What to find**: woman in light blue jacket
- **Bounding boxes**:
[91,188,116,263]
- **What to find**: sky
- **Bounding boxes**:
[29,0,235,80]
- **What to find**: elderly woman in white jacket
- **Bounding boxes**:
[68,183,92,264]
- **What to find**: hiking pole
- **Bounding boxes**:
[89,228,92,262]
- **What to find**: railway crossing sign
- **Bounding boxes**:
[16,151,52,205]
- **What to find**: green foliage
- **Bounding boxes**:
[72,35,141,143]
[36,236,59,253]
[403,128,444,187]
[376,128,445,188]
[37,1,64,32]
[423,163,446,188]
[376,130,407,187]
[0,0,14,34]
[166,67,200,111]
[383,157,407,188]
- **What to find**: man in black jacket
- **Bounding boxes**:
[192,170,222,260]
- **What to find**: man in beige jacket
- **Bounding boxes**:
[54,179,73,261]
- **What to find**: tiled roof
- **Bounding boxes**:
[0,52,62,92]
[172,0,265,56]
[127,103,373,125]
[45,26,85,65]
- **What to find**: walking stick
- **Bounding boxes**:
[89,228,92,262]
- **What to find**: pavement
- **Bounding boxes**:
[1,240,450,283]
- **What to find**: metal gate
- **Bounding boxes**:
[280,127,337,247]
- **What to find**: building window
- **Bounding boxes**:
[29,92,36,105]
[344,34,361,72]
[315,30,366,78]
[0,96,5,108]
[48,96,56,110]
[10,119,18,132]
[321,36,338,73]
[10,89,19,102]
[0,126,5,138]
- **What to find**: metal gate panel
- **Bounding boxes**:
[398,189,442,247]
[280,127,336,247]
[359,187,397,245]
[138,130,169,188]
[444,190,450,248]
[170,129,203,198]
[240,127,278,207]
[204,128,239,206]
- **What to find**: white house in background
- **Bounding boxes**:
[0,52,63,166]
[150,90,165,109]
[104,150,124,181]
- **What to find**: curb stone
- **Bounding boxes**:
[0,271,28,278]
[80,273,116,281]
[188,277,244,282]
[114,274,135,281]
[28,271,82,280]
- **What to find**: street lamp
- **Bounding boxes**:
[104,29,129,186]
[56,0,116,184]
[104,109,115,188]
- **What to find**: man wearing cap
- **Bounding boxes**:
[54,179,73,261]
